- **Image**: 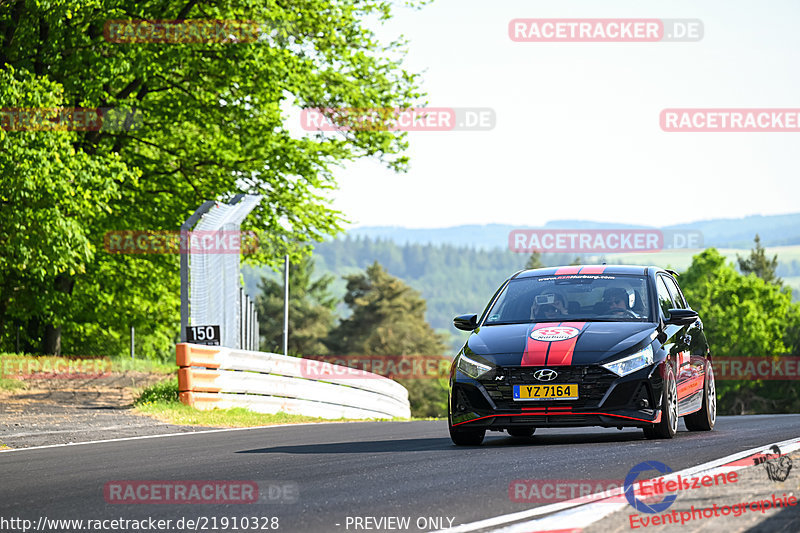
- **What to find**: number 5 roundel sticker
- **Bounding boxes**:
[530,326,580,342]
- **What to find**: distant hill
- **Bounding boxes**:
[348,212,800,250]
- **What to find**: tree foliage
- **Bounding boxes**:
[328,262,447,356]
[0,0,424,356]
[0,67,141,354]
[680,248,800,413]
[681,249,791,357]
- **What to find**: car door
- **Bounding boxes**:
[663,274,707,415]
[655,274,693,411]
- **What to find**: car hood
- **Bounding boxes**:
[464,321,656,366]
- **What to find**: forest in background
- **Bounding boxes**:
[244,234,800,352]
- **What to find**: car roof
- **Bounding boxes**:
[512,265,658,279]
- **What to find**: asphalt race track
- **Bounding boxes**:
[2,415,799,533]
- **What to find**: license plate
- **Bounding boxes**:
[513,384,578,401]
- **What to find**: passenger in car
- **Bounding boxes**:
[531,291,568,320]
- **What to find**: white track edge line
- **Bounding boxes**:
[431,435,800,533]
[0,419,392,453]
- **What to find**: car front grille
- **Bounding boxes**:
[480,365,617,410]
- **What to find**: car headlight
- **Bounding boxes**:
[602,344,654,377]
[457,354,492,379]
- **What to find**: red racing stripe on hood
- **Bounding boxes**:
[543,322,587,366]
[520,322,559,366]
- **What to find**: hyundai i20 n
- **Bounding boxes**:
[449,265,716,445]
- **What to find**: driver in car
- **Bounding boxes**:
[531,291,568,320]
[602,287,633,316]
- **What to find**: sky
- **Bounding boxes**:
[320,0,800,230]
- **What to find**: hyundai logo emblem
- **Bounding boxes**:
[533,369,558,381]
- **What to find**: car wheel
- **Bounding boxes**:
[449,420,485,446]
[684,362,716,431]
[644,365,678,439]
[508,427,536,438]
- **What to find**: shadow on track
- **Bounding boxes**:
[236,429,648,455]
[237,437,448,454]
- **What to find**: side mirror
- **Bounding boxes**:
[454,314,478,331]
[666,308,698,326]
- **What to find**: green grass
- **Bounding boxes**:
[134,401,354,427]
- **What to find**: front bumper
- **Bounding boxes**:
[449,363,665,430]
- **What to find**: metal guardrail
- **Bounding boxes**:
[176,343,411,419]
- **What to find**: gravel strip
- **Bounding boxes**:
[0,372,218,449]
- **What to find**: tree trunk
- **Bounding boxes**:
[43,324,62,356]
[41,274,75,355]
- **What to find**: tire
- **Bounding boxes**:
[449,420,485,446]
[508,427,536,438]
[644,365,678,439]
[684,362,716,431]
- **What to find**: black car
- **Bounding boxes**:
[449,265,716,445]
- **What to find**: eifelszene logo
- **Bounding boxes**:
[624,461,676,514]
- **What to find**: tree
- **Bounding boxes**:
[256,255,336,356]
[737,234,781,285]
[329,262,446,355]
[0,67,138,355]
[680,248,800,414]
[525,251,543,270]
[682,249,790,357]
[328,262,449,417]
[0,1,425,356]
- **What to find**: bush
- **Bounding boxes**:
[134,377,179,405]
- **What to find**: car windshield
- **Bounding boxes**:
[483,274,652,324]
